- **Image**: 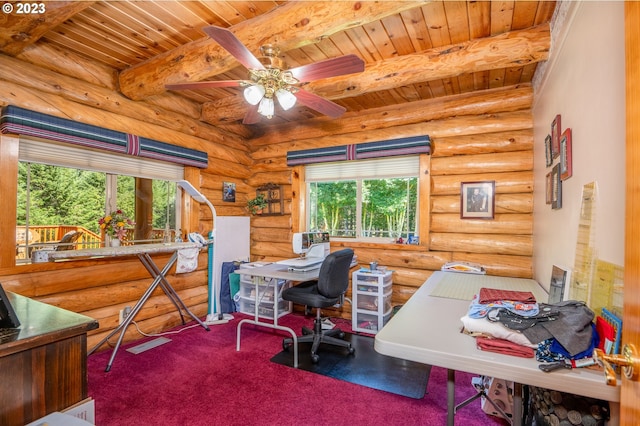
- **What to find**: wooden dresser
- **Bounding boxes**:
[0,292,98,426]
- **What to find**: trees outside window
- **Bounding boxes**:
[307,172,418,242]
[16,162,179,262]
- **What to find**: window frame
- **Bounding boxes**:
[304,154,430,245]
[2,134,201,270]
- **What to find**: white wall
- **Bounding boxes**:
[532,1,625,290]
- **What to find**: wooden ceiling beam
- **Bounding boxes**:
[0,1,95,56]
[309,24,550,98]
[248,85,533,147]
[202,25,549,125]
[118,1,431,100]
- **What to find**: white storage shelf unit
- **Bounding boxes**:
[352,269,393,334]
[237,274,292,320]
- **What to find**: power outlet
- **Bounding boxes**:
[119,306,131,324]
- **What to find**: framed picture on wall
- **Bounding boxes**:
[545,134,553,167]
[551,163,562,210]
[560,128,573,180]
[222,182,236,202]
[460,181,495,219]
[551,114,561,159]
[545,172,553,204]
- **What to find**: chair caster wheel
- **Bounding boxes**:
[348,347,355,355]
[283,340,292,351]
[338,331,346,338]
[311,354,320,364]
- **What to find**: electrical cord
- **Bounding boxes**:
[131,320,202,338]
[105,320,203,347]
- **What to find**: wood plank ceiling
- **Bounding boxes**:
[0,1,555,139]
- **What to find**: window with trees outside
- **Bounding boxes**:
[15,137,183,264]
[305,156,419,243]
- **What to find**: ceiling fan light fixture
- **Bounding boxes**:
[257,96,275,118]
[275,88,297,110]
[243,84,265,105]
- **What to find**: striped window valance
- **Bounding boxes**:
[286,135,431,166]
[1,105,208,168]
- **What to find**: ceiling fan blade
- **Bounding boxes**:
[203,26,265,71]
[288,54,364,82]
[242,104,261,124]
[294,89,346,118]
[165,80,247,91]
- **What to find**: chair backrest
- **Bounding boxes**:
[55,231,82,251]
[316,248,354,299]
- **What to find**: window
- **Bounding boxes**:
[15,137,183,263]
[306,156,419,243]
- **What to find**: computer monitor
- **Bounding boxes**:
[292,232,330,258]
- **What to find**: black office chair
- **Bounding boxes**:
[282,248,355,363]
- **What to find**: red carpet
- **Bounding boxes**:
[88,314,509,425]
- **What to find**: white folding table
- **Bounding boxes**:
[234,263,322,368]
[374,271,620,425]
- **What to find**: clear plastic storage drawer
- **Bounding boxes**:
[239,298,290,319]
[239,278,288,301]
[354,311,392,332]
[356,292,392,313]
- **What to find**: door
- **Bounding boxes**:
[623,2,640,424]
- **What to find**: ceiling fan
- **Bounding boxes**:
[166,26,365,124]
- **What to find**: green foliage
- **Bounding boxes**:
[308,177,417,239]
[247,193,268,215]
[364,178,417,238]
[310,181,356,236]
[152,180,177,229]
[17,162,177,236]
[17,163,106,233]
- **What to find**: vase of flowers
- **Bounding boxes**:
[99,209,134,245]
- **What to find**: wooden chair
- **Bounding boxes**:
[55,231,83,251]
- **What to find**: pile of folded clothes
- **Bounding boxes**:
[461,287,597,363]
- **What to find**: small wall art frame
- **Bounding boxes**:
[560,128,572,180]
[460,181,495,219]
[223,182,236,202]
[551,114,561,159]
[551,163,562,210]
[545,134,553,167]
[255,183,284,216]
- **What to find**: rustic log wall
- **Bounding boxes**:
[0,45,534,346]
[246,86,534,317]
[0,51,251,349]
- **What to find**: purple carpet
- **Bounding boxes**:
[88,314,509,425]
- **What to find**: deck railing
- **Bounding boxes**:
[15,226,167,261]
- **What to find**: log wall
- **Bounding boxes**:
[0,46,534,346]
[0,51,251,349]
[246,88,534,317]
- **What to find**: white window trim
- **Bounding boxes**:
[306,156,419,243]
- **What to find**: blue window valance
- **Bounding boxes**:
[0,105,208,168]
[286,135,431,166]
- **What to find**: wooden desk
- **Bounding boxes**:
[0,292,98,426]
[49,242,210,371]
[374,271,620,426]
